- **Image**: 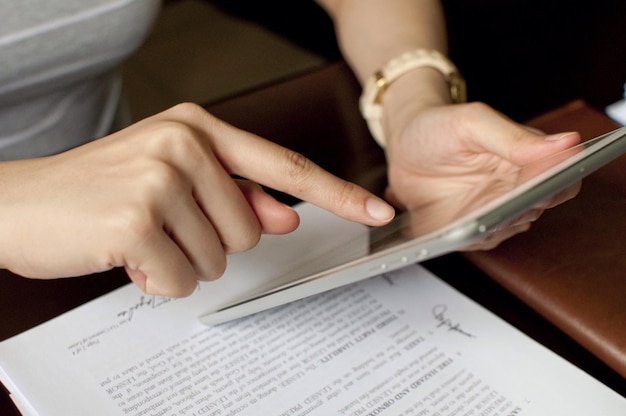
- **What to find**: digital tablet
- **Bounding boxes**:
[200,126,626,325]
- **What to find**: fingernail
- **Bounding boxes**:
[544,132,577,141]
[366,197,395,222]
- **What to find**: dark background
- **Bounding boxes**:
[208,0,626,122]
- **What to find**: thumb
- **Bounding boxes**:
[458,104,581,166]
[507,130,582,166]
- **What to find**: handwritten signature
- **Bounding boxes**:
[432,304,475,338]
[117,295,174,321]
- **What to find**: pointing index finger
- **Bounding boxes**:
[207,116,395,226]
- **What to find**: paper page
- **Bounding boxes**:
[1,206,625,415]
[2,269,626,416]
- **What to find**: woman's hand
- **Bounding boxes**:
[0,103,394,296]
[383,102,582,249]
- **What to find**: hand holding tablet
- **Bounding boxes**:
[201,127,626,325]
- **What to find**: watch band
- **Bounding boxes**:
[359,49,467,148]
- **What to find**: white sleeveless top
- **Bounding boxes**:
[0,0,161,160]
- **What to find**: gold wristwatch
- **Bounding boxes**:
[359,49,467,148]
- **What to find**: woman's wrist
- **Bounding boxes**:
[381,67,453,147]
[359,49,466,148]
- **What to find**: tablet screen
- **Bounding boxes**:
[201,126,626,325]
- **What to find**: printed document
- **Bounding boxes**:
[0,204,624,415]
